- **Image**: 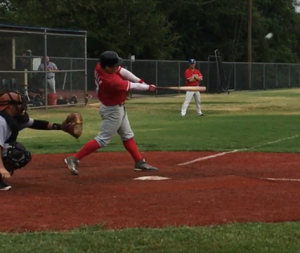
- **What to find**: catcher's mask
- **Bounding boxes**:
[0,91,27,115]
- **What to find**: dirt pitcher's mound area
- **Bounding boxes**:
[2,151,300,232]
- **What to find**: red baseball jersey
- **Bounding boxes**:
[184,68,203,86]
[95,63,130,106]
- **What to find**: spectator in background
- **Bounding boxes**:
[38,56,59,94]
[16,52,29,70]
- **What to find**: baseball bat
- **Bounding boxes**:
[156,86,206,92]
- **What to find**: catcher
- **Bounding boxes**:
[0,91,83,191]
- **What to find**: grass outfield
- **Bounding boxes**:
[5,88,300,253]
[20,88,300,154]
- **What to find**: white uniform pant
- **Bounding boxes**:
[95,104,134,148]
[181,91,202,116]
[43,78,56,94]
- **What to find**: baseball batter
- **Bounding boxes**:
[181,59,204,116]
[0,91,82,191]
[64,50,158,175]
[38,56,58,94]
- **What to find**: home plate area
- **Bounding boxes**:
[1,151,300,232]
[133,176,171,180]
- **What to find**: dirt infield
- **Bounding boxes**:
[2,151,300,232]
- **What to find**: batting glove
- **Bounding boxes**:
[148,84,156,92]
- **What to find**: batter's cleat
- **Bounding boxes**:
[134,159,159,172]
[198,113,204,116]
[64,156,79,175]
[0,177,12,191]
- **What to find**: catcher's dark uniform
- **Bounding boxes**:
[0,110,83,175]
[0,111,33,175]
[0,91,83,190]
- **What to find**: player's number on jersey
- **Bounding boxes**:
[95,71,102,92]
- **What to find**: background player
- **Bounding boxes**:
[181,59,204,117]
[64,50,158,175]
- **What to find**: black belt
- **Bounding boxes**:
[47,77,54,79]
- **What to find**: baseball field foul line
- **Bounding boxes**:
[262,178,300,182]
[178,135,299,166]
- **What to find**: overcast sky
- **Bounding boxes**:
[296,0,300,12]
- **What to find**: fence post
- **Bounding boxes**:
[178,61,181,94]
[248,63,252,90]
[70,58,73,98]
[234,63,236,90]
[288,64,291,88]
[263,63,266,89]
[44,29,48,109]
[276,64,278,88]
[130,57,133,72]
[155,61,158,97]
[84,33,88,99]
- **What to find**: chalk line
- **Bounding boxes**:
[178,135,299,166]
[262,178,300,182]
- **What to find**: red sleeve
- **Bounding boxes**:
[184,69,192,80]
[113,79,130,92]
[197,70,203,77]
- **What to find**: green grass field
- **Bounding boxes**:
[4,88,300,253]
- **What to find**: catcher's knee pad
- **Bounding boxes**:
[2,142,32,172]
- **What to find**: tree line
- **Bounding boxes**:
[1,0,300,63]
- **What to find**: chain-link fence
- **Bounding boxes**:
[0,24,87,108]
[1,23,298,105]
[84,60,300,97]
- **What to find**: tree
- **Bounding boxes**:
[2,0,300,62]
[3,0,180,59]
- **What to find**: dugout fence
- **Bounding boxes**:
[0,24,87,108]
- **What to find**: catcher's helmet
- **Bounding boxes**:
[99,51,123,68]
[0,91,27,113]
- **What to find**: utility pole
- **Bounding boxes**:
[247,0,252,89]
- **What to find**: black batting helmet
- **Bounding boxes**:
[99,51,123,68]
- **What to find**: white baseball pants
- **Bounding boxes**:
[43,78,56,94]
[47,78,56,93]
[181,91,202,116]
[95,104,134,148]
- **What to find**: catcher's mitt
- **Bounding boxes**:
[62,112,83,139]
